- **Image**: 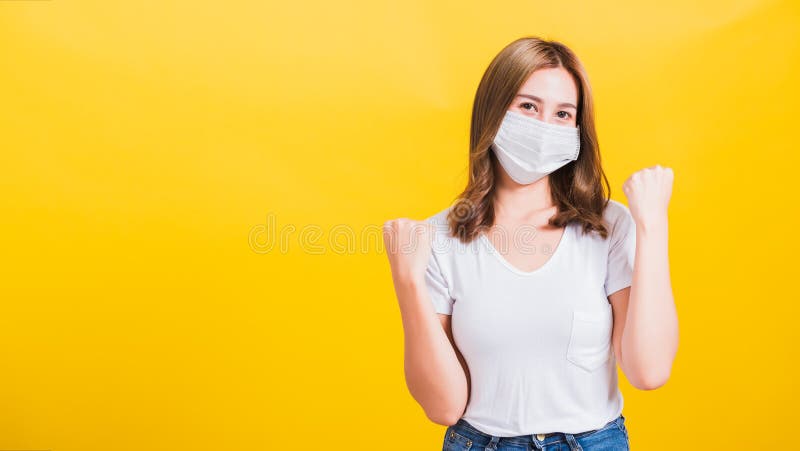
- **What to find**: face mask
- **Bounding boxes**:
[491,109,581,185]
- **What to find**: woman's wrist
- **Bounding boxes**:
[635,214,669,237]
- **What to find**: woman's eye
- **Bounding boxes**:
[556,111,571,119]
[521,102,537,111]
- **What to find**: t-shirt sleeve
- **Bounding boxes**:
[604,204,637,298]
[424,251,455,315]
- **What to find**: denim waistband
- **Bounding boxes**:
[448,414,625,449]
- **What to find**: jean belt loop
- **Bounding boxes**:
[564,432,584,451]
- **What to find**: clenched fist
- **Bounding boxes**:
[622,164,674,228]
[382,218,434,285]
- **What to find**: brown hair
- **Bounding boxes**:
[447,36,613,243]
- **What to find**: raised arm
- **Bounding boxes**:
[613,164,679,389]
[383,218,469,425]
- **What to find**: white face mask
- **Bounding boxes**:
[491,109,581,185]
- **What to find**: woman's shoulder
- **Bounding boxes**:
[424,206,457,243]
[602,198,633,226]
[424,206,451,226]
[423,206,474,255]
[601,198,636,244]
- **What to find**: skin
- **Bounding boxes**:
[383,66,678,425]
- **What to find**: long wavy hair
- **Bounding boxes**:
[447,36,613,243]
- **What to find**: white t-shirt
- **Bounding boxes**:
[423,199,635,436]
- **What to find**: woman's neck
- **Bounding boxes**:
[493,174,556,223]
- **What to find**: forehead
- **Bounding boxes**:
[517,67,578,103]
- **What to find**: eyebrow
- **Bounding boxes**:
[516,93,577,110]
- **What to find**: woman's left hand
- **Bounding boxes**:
[622,164,674,228]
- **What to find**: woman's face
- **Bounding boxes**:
[509,67,578,128]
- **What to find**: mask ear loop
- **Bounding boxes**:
[573,125,581,160]
[568,125,579,200]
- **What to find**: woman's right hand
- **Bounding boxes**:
[382,218,434,286]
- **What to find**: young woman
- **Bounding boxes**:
[383,36,678,451]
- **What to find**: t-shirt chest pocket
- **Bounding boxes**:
[566,308,613,372]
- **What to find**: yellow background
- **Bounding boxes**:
[1,1,798,449]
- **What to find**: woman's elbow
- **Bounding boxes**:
[425,406,464,426]
[422,393,467,426]
[634,369,672,390]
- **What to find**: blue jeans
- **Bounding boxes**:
[442,414,630,450]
